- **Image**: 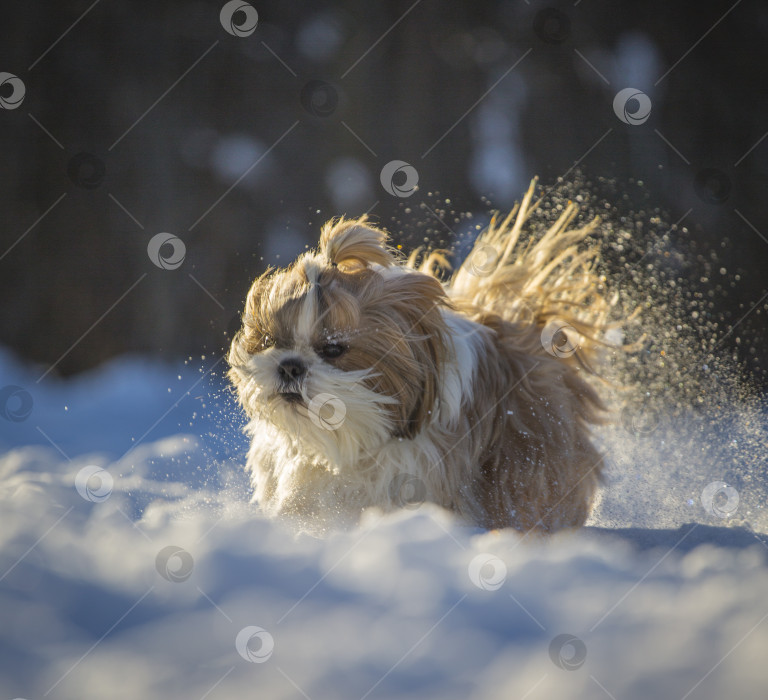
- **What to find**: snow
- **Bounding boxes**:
[1,346,768,700]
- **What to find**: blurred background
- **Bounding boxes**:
[1,0,766,387]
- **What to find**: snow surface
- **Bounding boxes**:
[1,346,768,700]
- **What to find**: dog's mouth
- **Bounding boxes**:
[278,391,304,405]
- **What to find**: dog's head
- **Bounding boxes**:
[228,217,449,465]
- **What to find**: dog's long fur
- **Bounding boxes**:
[228,179,616,535]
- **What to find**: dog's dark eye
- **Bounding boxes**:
[260,334,274,351]
[318,343,346,359]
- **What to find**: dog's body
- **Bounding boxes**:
[228,181,615,535]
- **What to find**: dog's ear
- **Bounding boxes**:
[319,216,396,272]
[384,273,449,438]
[343,270,449,439]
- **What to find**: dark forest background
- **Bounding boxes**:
[1,0,766,388]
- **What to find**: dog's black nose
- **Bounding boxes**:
[277,357,306,381]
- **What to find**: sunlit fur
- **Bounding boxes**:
[228,179,619,535]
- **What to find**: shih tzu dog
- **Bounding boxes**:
[228,179,617,535]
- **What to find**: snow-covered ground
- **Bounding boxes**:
[1,346,767,700]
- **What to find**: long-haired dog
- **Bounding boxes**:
[228,179,617,535]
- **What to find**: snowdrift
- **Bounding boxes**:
[1,348,767,699]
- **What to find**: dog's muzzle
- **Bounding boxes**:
[276,357,306,403]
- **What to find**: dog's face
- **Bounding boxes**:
[228,218,449,465]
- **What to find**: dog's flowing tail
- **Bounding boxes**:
[414,177,619,373]
[410,178,634,530]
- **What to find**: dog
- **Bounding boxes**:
[228,179,616,535]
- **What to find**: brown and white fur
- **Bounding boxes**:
[228,179,616,535]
